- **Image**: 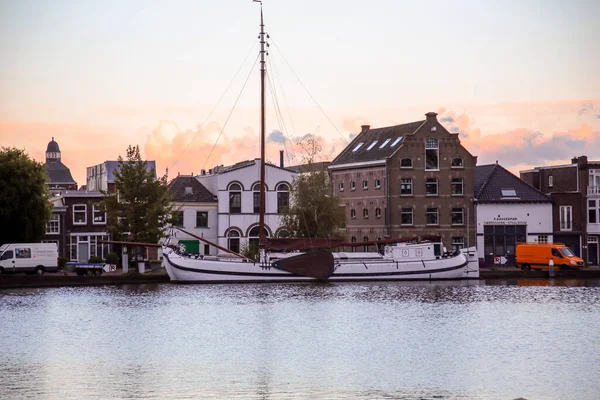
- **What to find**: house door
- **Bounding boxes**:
[78,236,89,262]
[588,237,598,266]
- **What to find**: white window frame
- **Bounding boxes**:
[426,208,439,226]
[350,209,356,219]
[400,178,412,196]
[73,204,87,225]
[559,205,572,231]
[339,182,344,191]
[451,178,464,196]
[375,179,381,189]
[401,208,413,225]
[46,214,60,234]
[375,207,381,218]
[589,199,599,224]
[452,237,465,250]
[425,138,439,171]
[400,158,412,169]
[363,180,368,190]
[425,178,438,196]
[351,181,356,191]
[363,208,369,219]
[451,208,464,225]
[92,204,106,225]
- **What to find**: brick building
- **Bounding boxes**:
[329,112,477,251]
[520,156,600,265]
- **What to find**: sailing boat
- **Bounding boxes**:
[162,4,479,283]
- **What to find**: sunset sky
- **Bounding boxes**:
[1,0,599,186]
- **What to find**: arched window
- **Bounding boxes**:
[252,183,261,214]
[248,226,269,249]
[228,183,242,214]
[400,158,412,168]
[227,229,241,253]
[277,183,290,213]
[451,157,464,168]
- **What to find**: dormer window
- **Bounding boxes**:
[451,157,464,168]
[501,189,517,197]
[366,141,378,151]
[352,142,364,152]
[185,187,193,195]
[391,137,403,147]
[379,138,391,148]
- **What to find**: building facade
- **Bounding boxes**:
[520,156,600,265]
[329,112,477,251]
[43,191,111,261]
[196,159,296,254]
[86,160,158,193]
[43,138,77,194]
[475,163,552,267]
[167,175,218,256]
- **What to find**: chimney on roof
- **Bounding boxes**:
[360,125,370,133]
[425,112,438,122]
[571,157,578,164]
[201,169,206,175]
[279,150,284,168]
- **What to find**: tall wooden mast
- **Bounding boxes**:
[258,3,267,244]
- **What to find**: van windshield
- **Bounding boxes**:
[559,247,575,257]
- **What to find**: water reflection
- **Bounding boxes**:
[0,282,599,400]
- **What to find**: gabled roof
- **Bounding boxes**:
[330,120,425,166]
[207,159,297,175]
[475,163,550,203]
[44,161,76,184]
[168,175,216,203]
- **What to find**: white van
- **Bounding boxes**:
[0,243,59,275]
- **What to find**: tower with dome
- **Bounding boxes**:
[43,137,77,194]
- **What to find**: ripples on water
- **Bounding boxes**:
[1,280,599,400]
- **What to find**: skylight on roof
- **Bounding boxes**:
[352,142,364,152]
[379,138,391,149]
[391,137,403,147]
[501,189,517,197]
[366,140,378,151]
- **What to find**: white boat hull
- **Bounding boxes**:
[162,246,479,283]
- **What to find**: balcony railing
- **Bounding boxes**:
[588,186,600,196]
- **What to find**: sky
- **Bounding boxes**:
[1,0,599,186]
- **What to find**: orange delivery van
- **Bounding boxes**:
[516,243,584,271]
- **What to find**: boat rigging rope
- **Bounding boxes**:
[203,52,260,169]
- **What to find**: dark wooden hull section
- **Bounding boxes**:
[271,250,335,280]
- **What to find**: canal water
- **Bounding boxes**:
[1,280,599,400]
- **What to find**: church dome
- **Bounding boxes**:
[46,137,60,153]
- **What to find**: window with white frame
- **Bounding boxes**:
[400,158,412,168]
[339,182,344,191]
[425,178,438,195]
[426,208,439,225]
[452,236,465,250]
[351,181,356,191]
[451,178,464,195]
[229,183,242,214]
[375,207,381,218]
[73,204,87,225]
[277,183,290,213]
[451,208,464,225]
[401,208,413,225]
[350,209,356,219]
[451,157,464,168]
[400,178,412,195]
[375,179,381,189]
[253,183,261,214]
[46,214,60,234]
[92,204,106,225]
[559,205,572,231]
[425,138,439,170]
[589,199,599,224]
[363,208,369,218]
[363,180,368,190]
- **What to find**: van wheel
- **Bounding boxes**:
[35,267,45,276]
[522,264,531,271]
